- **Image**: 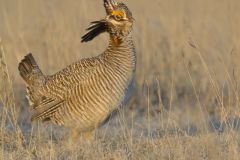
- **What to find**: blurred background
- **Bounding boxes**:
[1,0,240,159]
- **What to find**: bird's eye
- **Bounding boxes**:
[114,15,122,21]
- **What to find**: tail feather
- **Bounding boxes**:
[18,53,45,87]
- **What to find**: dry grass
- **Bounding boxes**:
[1,0,240,159]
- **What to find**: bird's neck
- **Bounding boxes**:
[104,33,136,71]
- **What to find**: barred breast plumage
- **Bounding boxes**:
[18,0,136,138]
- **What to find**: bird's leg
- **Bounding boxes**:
[70,128,81,141]
[81,130,94,141]
[70,129,94,142]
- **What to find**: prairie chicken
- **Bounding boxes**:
[18,0,136,139]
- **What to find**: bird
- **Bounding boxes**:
[18,0,136,140]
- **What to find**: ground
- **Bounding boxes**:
[0,0,240,159]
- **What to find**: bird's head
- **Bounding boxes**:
[81,0,134,42]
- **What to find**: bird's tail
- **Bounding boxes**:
[18,53,45,87]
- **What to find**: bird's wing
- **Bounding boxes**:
[30,95,65,122]
[29,57,102,122]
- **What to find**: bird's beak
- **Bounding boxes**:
[130,17,135,22]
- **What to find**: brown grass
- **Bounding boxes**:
[1,0,240,159]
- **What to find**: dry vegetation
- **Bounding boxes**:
[1,0,240,159]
